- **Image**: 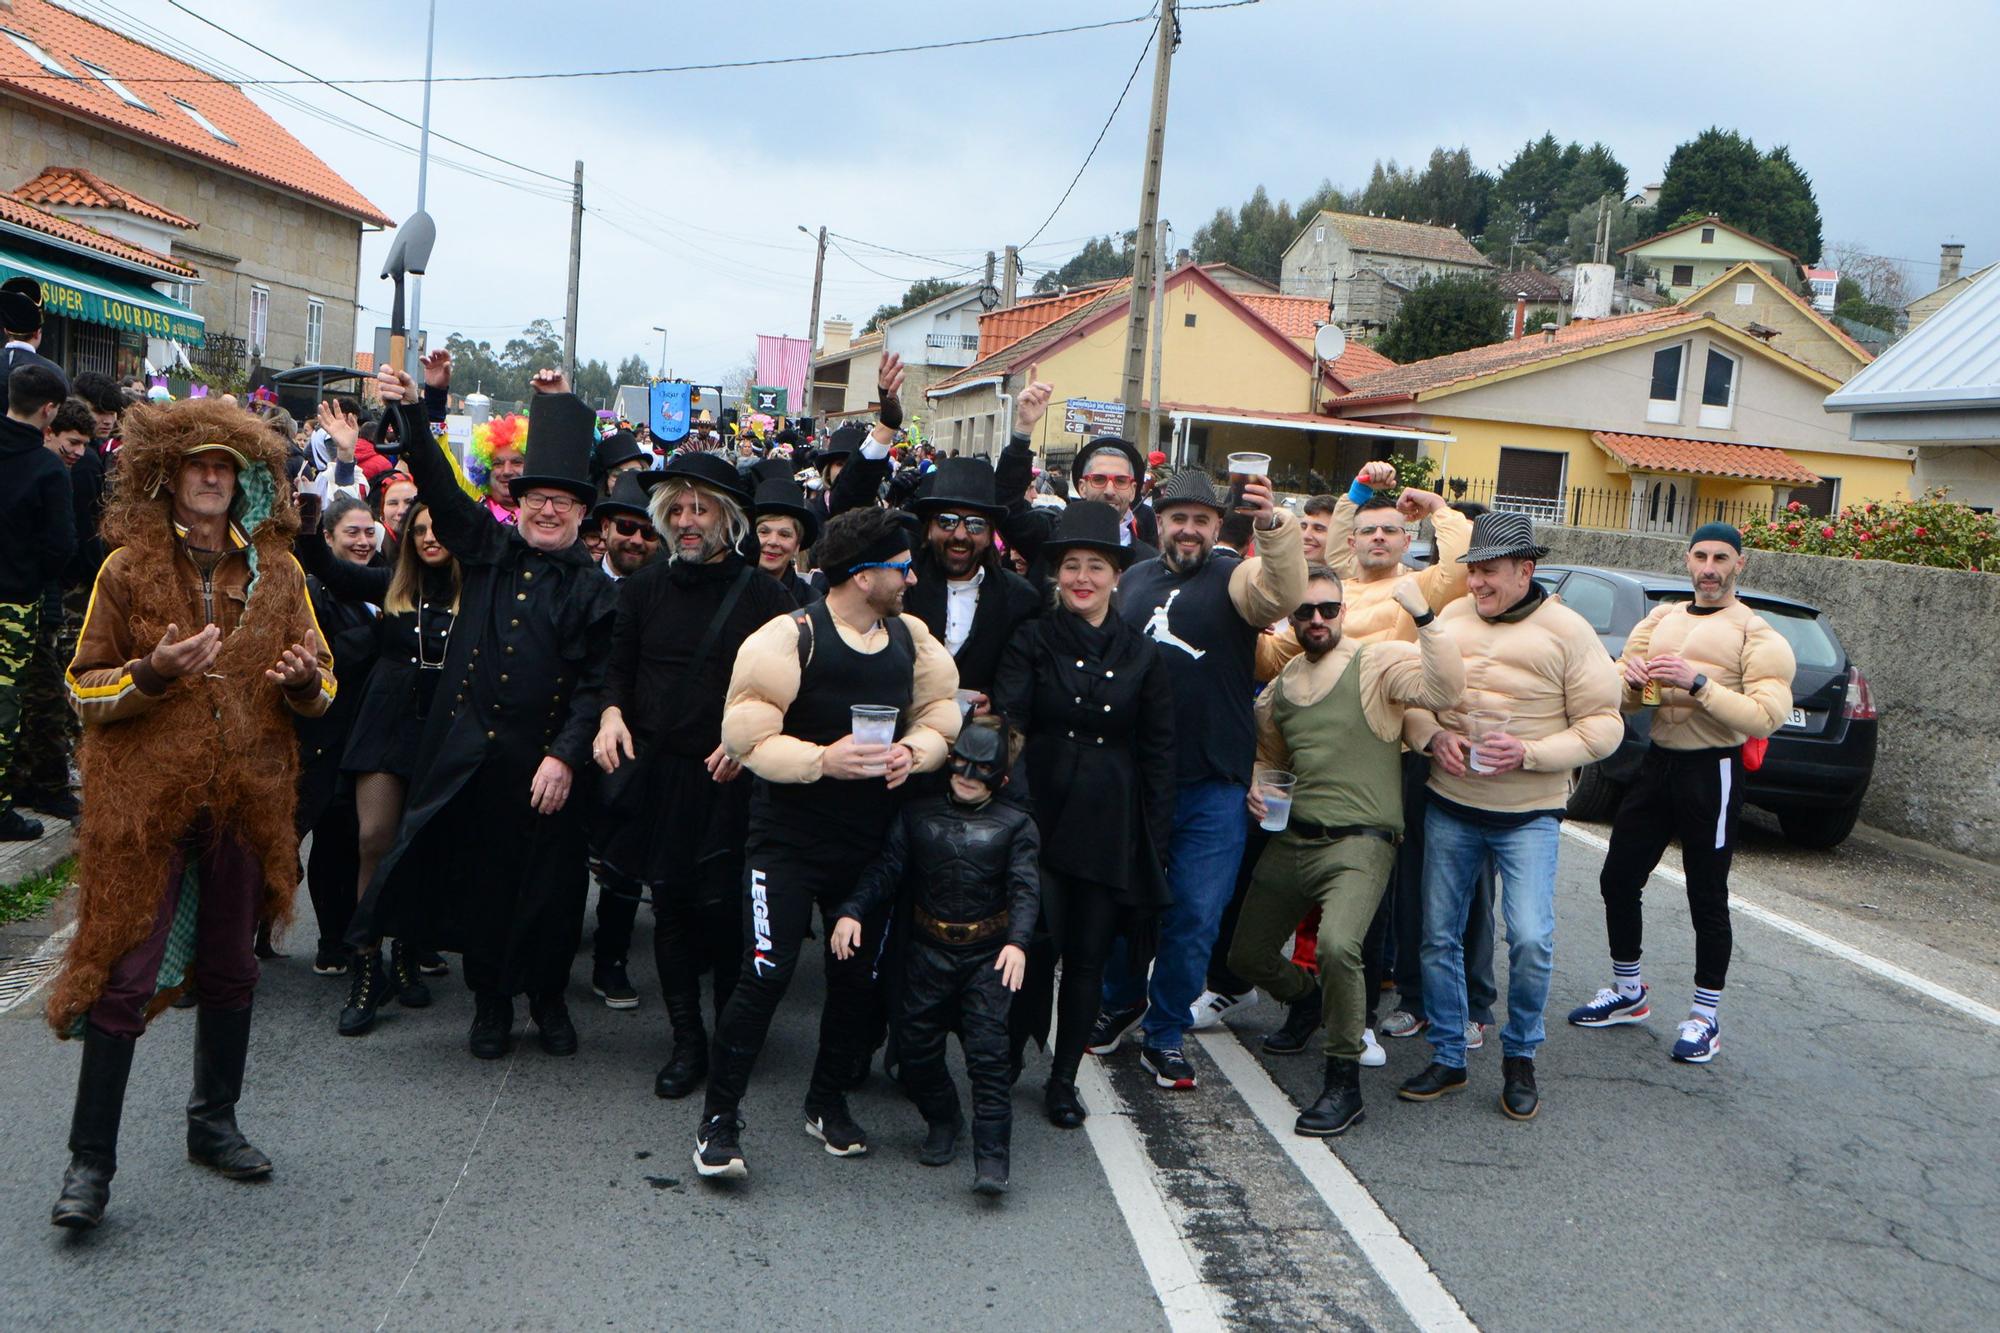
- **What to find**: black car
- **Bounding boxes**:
[1534,565,1878,849]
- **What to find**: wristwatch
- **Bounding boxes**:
[1689,673,1709,695]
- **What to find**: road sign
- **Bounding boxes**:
[1063,397,1126,438]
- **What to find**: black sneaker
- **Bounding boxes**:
[0,809,44,840]
[338,950,386,1037]
[312,944,350,977]
[803,1095,869,1157]
[415,948,450,977]
[1397,1061,1469,1102]
[1083,1003,1147,1057]
[529,993,579,1056]
[388,939,432,1008]
[1262,989,1321,1055]
[1139,1046,1197,1090]
[919,1113,963,1167]
[694,1113,747,1180]
[1500,1056,1539,1121]
[591,960,640,1010]
[20,789,79,820]
[469,992,513,1059]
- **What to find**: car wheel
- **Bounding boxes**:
[1775,801,1863,850]
[1566,763,1623,821]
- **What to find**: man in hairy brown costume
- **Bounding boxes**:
[47,397,333,1231]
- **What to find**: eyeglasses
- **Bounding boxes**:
[518,492,580,514]
[1290,601,1343,623]
[1080,473,1136,491]
[610,518,659,541]
[931,512,990,536]
[1353,523,1407,537]
[851,560,913,576]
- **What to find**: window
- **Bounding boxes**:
[78,60,150,110]
[1647,344,1685,424]
[1315,225,1326,243]
[1735,283,1755,305]
[172,97,236,145]
[1558,572,1618,633]
[1699,347,1737,428]
[1,29,74,77]
[1494,446,1567,523]
[1671,264,1695,288]
[1700,227,1716,244]
[247,286,269,357]
[306,298,324,363]
[1788,475,1840,516]
[1183,312,1196,327]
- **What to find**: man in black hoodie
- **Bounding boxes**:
[0,362,78,839]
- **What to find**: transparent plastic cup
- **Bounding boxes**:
[1258,770,1297,832]
[1465,709,1512,775]
[1226,451,1271,513]
[850,704,899,749]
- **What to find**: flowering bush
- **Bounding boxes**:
[1739,489,1999,571]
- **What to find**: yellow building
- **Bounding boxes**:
[1333,306,1914,532]
[1680,262,1873,383]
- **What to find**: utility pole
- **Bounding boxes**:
[1143,219,1170,455]
[1119,0,1177,429]
[563,160,583,383]
[801,224,827,408]
[1000,245,1018,309]
[403,0,437,376]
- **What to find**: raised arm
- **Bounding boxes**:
[1228,505,1307,626]
[376,366,504,566]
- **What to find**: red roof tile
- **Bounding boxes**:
[1305,211,1489,267]
[1338,307,1703,401]
[977,282,1127,359]
[1591,431,1820,485]
[1232,294,1397,376]
[13,164,194,227]
[0,190,195,276]
[0,0,391,226]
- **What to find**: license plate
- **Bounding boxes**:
[1785,707,1808,729]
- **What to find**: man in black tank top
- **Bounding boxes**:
[693,508,962,1181]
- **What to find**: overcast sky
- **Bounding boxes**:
[109,0,2000,382]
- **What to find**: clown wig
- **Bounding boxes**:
[468,413,528,488]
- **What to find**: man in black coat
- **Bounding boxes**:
[0,362,76,839]
[351,356,617,1060]
[993,376,1158,582]
[0,281,68,398]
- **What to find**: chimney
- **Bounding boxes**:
[1512,293,1527,339]
[1175,247,1191,270]
[1940,242,1965,288]
[821,318,852,356]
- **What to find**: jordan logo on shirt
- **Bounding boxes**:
[1144,588,1205,659]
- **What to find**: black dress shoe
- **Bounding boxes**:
[1500,1055,1539,1121]
[1043,1079,1087,1128]
[654,1042,709,1099]
[1295,1057,1364,1137]
[1397,1061,1469,1102]
[919,1112,963,1166]
[1262,988,1321,1055]
[469,992,513,1059]
[530,993,578,1056]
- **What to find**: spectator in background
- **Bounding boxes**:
[0,279,66,393]
[12,396,96,819]
[0,363,77,839]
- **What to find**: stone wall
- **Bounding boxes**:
[1539,526,2000,864]
[0,97,366,371]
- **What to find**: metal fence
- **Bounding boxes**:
[1441,477,1781,535]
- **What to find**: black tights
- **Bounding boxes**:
[1050,877,1126,1086]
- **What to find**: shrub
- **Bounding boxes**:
[1739,489,1999,571]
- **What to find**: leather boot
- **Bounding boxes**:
[51,1023,135,1229]
[1043,1078,1087,1129]
[388,938,432,1009]
[1262,985,1322,1055]
[529,991,578,1057]
[469,992,513,1059]
[338,947,386,1037]
[186,1006,272,1179]
[919,1111,964,1167]
[971,1118,1010,1196]
[1294,1056,1365,1137]
[653,988,709,1099]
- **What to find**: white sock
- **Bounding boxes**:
[1691,987,1721,1025]
[1613,959,1643,999]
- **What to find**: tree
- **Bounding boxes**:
[573,358,614,408]
[1828,241,1913,310]
[720,346,759,397]
[1563,197,1649,266]
[615,354,652,386]
[1488,134,1629,259]
[1376,273,1507,364]
[442,332,506,399]
[863,277,961,333]
[1654,129,1824,262]
[1032,233,1135,293]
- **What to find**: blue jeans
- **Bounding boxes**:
[1102,779,1248,1050]
[1420,804,1561,1068]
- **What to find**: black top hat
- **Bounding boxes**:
[594,428,645,475]
[909,455,1006,518]
[748,456,797,486]
[750,475,820,548]
[512,392,599,503]
[1151,469,1227,513]
[592,468,652,524]
[817,421,869,467]
[1458,510,1548,563]
[1069,436,1144,489]
[0,288,41,335]
[1043,500,1133,569]
[644,449,754,507]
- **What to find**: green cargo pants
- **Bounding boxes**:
[0,599,41,815]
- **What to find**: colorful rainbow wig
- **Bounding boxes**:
[468,413,528,487]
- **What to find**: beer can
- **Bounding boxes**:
[1640,679,1662,707]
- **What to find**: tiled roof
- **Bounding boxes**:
[978,282,1126,358]
[1307,211,1489,267]
[1619,214,1797,263]
[0,0,391,226]
[14,164,195,227]
[1493,269,1566,302]
[929,288,1129,395]
[1591,431,1820,485]
[1231,293,1397,375]
[0,190,195,276]
[1338,306,1704,401]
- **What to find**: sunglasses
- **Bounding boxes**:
[610,518,658,541]
[851,560,913,576]
[931,512,990,536]
[1290,601,1344,623]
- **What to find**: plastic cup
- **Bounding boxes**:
[1465,709,1512,775]
[1257,770,1297,832]
[954,689,981,718]
[1226,451,1271,513]
[851,704,899,749]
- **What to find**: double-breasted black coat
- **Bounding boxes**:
[350,400,617,995]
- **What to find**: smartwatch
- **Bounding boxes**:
[1689,672,1709,696]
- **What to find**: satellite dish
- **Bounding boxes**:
[978,285,1001,310]
[1313,323,1347,363]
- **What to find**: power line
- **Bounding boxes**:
[825,231,970,272]
[1019,15,1159,250]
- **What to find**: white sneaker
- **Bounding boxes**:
[1466,1022,1486,1051]
[1189,990,1258,1031]
[1359,1028,1386,1068]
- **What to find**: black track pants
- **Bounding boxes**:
[1598,745,1745,991]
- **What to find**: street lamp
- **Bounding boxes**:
[651,325,667,379]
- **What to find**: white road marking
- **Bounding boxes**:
[1560,825,2000,1030]
[1197,1028,1477,1333]
[1073,1056,1230,1332]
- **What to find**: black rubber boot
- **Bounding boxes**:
[51,1023,135,1229]
[1262,985,1321,1055]
[1295,1056,1365,1137]
[971,1119,1010,1196]
[388,938,432,1009]
[338,948,386,1037]
[186,1006,272,1179]
[653,989,709,1099]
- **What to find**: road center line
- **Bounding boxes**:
[1196,1028,1477,1333]
[1072,1056,1229,1332]
[1559,825,2000,1029]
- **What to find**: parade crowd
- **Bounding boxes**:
[0,272,1797,1224]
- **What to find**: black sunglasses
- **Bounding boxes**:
[610,518,659,541]
[1290,601,1343,622]
[932,512,990,536]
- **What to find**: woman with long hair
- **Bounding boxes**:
[993,503,1175,1128]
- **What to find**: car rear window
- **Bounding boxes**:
[1648,594,1842,668]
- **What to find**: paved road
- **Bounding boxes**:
[1,822,1994,1330]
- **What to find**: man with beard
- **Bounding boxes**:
[993,374,1158,582]
[352,358,617,1059]
[1227,566,1460,1136]
[592,471,659,581]
[693,505,960,1180]
[1087,468,1306,1091]
[1567,524,1794,1065]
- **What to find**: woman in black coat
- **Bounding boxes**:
[993,503,1174,1128]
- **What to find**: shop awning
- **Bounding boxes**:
[0,247,204,346]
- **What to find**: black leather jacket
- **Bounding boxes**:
[839,794,1041,950]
